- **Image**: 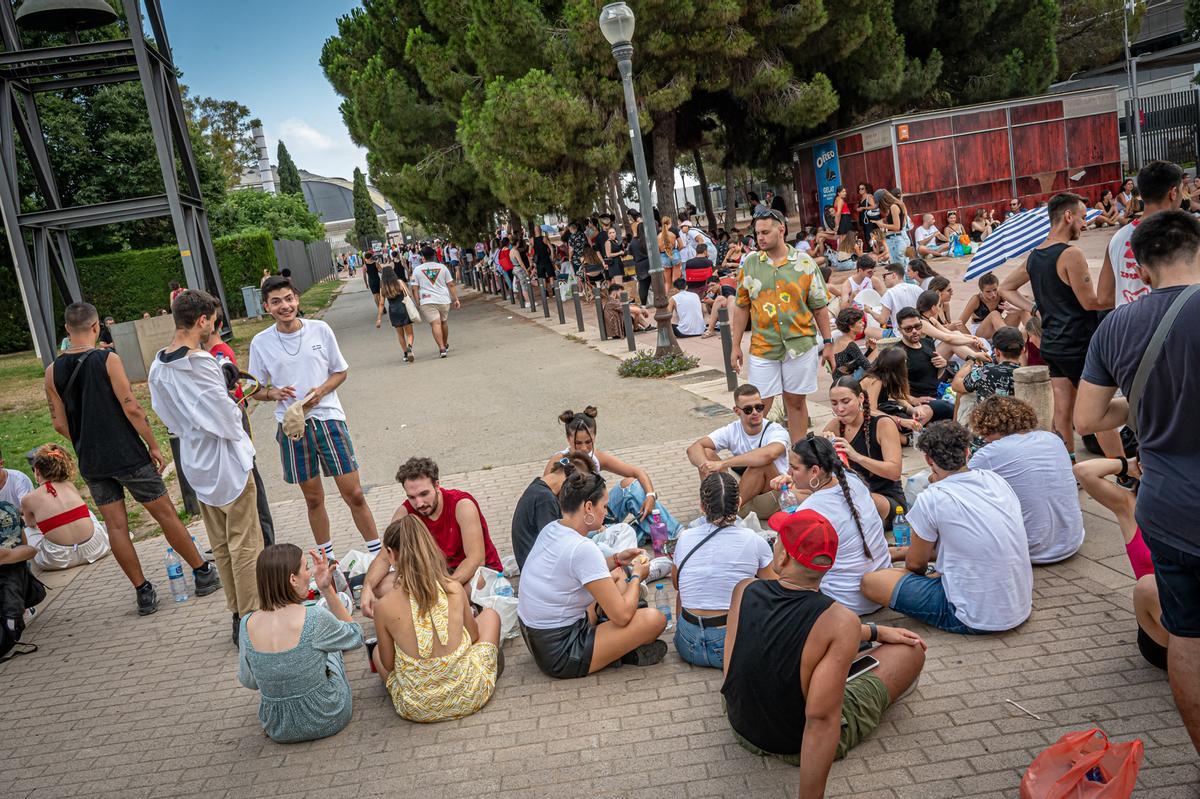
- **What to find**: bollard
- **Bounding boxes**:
[540,279,550,317]
[554,282,566,324]
[594,294,608,340]
[1014,365,1054,432]
[621,294,636,352]
[572,289,585,332]
[718,306,738,392]
[169,435,201,516]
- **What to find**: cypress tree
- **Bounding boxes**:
[276,140,303,195]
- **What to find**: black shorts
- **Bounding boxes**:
[85,461,168,507]
[1146,535,1200,638]
[1137,626,1168,670]
[878,488,905,531]
[520,617,595,679]
[606,259,625,280]
[837,215,855,235]
[536,261,555,280]
[1042,352,1087,385]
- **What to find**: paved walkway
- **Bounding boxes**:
[5,269,1198,799]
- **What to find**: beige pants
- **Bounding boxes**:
[199,473,264,617]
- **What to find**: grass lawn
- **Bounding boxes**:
[0,277,344,534]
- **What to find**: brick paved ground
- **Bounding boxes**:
[6,274,1199,798]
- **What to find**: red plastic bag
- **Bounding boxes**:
[1020,729,1143,799]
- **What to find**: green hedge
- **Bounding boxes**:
[0,230,277,353]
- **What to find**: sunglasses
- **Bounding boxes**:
[752,208,786,224]
[899,323,923,333]
[738,403,767,414]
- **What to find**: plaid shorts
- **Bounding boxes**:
[276,418,359,484]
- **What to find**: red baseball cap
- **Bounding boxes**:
[768,509,838,572]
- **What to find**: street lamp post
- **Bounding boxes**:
[599,2,681,357]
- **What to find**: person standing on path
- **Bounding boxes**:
[375,265,417,363]
[1076,209,1200,758]
[362,249,381,307]
[44,301,215,616]
[149,290,263,644]
[999,193,1123,461]
[248,276,381,566]
[413,246,460,358]
[729,208,835,443]
[1099,160,1183,309]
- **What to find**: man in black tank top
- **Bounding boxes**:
[44,302,219,616]
[998,193,1124,460]
[721,510,925,794]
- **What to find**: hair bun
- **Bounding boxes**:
[583,406,598,418]
[558,409,575,424]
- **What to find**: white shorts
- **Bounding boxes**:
[29,517,111,571]
[748,347,819,398]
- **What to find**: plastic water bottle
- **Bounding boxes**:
[649,510,669,557]
[332,565,350,597]
[493,575,515,597]
[778,486,800,513]
[165,548,188,602]
[893,506,911,548]
[655,583,673,631]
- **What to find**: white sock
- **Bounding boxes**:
[366,538,382,555]
[320,541,335,563]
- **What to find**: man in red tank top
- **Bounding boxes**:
[360,456,502,617]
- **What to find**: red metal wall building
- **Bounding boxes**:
[793,88,1121,230]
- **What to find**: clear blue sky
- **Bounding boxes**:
[162,0,368,181]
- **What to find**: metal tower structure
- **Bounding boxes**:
[0,0,228,364]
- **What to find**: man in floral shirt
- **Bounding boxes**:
[729,209,835,442]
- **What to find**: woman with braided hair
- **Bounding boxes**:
[769,435,890,614]
[822,377,906,532]
[670,472,775,668]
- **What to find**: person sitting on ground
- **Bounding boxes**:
[957,273,1026,339]
[511,451,599,570]
[670,472,775,668]
[891,308,959,423]
[237,544,363,744]
[721,508,926,783]
[683,242,714,294]
[951,325,1023,402]
[913,295,990,364]
[831,308,878,380]
[943,210,970,255]
[914,214,950,258]
[1074,456,1167,669]
[0,499,46,661]
[969,208,993,242]
[968,397,1084,564]
[517,471,668,677]
[686,384,791,514]
[906,258,940,290]
[861,347,927,435]
[772,434,892,614]
[870,263,923,329]
[667,278,708,338]
[371,516,501,721]
[0,446,32,509]
[546,408,680,541]
[700,276,737,339]
[360,457,503,617]
[18,444,110,571]
[840,254,885,307]
[860,421,1033,634]
[821,378,905,534]
[1094,189,1120,227]
[601,284,653,338]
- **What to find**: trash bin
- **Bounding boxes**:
[241,286,262,319]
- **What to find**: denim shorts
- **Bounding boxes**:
[889,572,988,635]
[84,461,168,507]
[1145,535,1200,638]
[674,614,725,668]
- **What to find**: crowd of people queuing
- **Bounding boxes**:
[1,160,1198,798]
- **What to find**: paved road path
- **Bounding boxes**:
[6,280,1198,799]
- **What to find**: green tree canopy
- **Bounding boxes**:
[209,189,324,242]
[276,140,303,195]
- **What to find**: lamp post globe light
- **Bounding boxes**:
[599,2,681,356]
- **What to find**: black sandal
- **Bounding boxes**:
[1116,456,1139,490]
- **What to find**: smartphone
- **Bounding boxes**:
[847,654,880,682]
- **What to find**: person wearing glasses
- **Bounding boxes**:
[511,451,601,571]
[1004,198,1024,222]
[517,471,668,678]
[893,307,958,422]
[686,384,791,515]
[729,207,835,444]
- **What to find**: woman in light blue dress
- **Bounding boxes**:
[237,544,363,744]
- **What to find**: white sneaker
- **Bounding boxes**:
[646,556,673,582]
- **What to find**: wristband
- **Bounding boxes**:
[867,622,878,642]
[645,491,657,499]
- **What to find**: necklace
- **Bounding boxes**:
[275,322,303,357]
[777,578,819,592]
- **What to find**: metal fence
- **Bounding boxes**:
[1124,90,1200,170]
[273,239,335,294]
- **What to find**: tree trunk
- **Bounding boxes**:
[606,173,628,240]
[724,162,736,228]
[610,173,631,232]
[507,209,522,239]
[651,111,677,221]
[692,149,718,233]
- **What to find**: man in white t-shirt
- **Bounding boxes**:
[1099,160,1183,308]
[248,276,380,565]
[871,264,923,329]
[686,384,791,509]
[861,421,1032,634]
[413,246,460,358]
[668,278,707,338]
[914,213,950,258]
[0,447,32,509]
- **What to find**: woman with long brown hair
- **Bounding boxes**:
[375,265,416,363]
[372,515,500,721]
[237,544,363,743]
[874,189,909,266]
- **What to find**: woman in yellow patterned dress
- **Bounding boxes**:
[371,515,501,721]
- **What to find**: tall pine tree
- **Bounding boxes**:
[276,140,303,195]
[349,167,384,248]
